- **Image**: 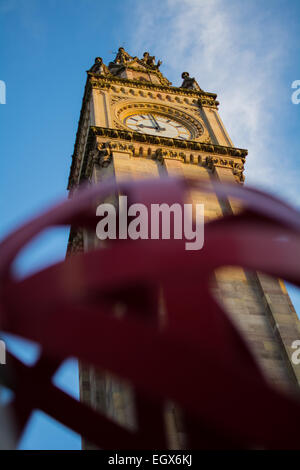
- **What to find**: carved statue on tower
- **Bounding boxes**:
[88,57,110,75]
[141,51,162,69]
[113,47,132,64]
[180,71,202,91]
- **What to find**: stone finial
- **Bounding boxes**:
[180,72,202,91]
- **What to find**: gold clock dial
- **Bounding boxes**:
[124,113,191,140]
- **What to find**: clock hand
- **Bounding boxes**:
[148,114,157,128]
[149,114,162,130]
[138,124,166,131]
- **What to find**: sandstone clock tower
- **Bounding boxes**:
[67,48,300,448]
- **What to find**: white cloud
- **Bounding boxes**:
[128,0,300,205]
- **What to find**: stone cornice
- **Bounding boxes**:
[87,72,219,106]
[89,126,247,158]
[68,126,247,190]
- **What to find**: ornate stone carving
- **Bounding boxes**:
[203,135,212,144]
[113,47,133,64]
[110,95,130,105]
[181,72,202,91]
[141,52,162,69]
[71,125,246,187]
[153,149,185,162]
[113,119,126,130]
[198,96,219,108]
[88,57,110,75]
[84,144,113,177]
[88,75,218,107]
[100,149,112,167]
[107,49,170,86]
[206,155,245,181]
[114,102,205,140]
[95,143,113,168]
[108,48,134,79]
[89,126,247,159]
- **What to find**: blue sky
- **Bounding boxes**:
[0,0,300,449]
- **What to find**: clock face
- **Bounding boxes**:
[124,113,191,140]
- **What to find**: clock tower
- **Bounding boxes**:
[67,48,300,449]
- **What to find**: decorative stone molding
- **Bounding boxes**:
[113,119,126,130]
[68,126,247,189]
[87,73,218,107]
[198,96,219,108]
[84,145,113,178]
[114,101,205,140]
[154,148,186,163]
[89,126,247,158]
[206,156,245,182]
[111,92,198,106]
[110,95,131,105]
